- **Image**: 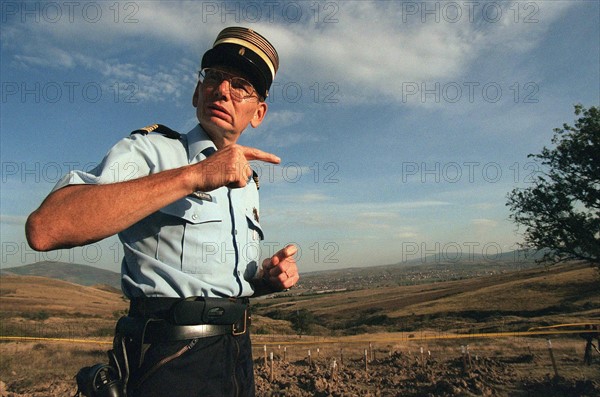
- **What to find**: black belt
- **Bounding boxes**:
[129,297,250,342]
[143,317,248,343]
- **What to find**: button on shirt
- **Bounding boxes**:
[51,124,264,298]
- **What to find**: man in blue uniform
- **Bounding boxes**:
[26,27,299,396]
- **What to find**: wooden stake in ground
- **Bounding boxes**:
[263,345,268,368]
[364,349,369,372]
[547,339,560,378]
[308,349,312,366]
[420,347,425,368]
[269,352,274,383]
[331,358,338,382]
[466,344,473,368]
[582,325,598,365]
[461,345,469,372]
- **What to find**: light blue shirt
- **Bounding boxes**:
[53,124,264,298]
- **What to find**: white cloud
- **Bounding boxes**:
[263,110,304,126]
[472,203,497,211]
[244,110,323,148]
[0,214,27,226]
[295,193,331,203]
[395,231,419,239]
[471,218,498,228]
[266,1,575,105]
[263,197,450,238]
[3,1,576,107]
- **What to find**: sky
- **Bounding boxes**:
[1,0,599,274]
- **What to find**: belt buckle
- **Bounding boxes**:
[232,310,247,336]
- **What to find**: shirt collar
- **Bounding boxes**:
[186,124,217,163]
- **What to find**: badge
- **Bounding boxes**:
[190,191,213,202]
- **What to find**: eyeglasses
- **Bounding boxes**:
[198,68,260,102]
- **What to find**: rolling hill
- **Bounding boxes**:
[1,261,121,290]
[254,262,600,335]
[0,274,126,317]
[1,259,598,338]
[0,248,543,293]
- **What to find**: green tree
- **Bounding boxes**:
[507,104,600,268]
[291,309,315,335]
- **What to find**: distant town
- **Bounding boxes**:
[294,259,540,294]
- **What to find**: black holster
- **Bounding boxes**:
[113,316,154,394]
[75,316,150,397]
[74,363,123,397]
[76,297,250,396]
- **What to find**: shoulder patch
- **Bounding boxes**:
[130,124,181,139]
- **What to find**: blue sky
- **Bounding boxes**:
[1,1,599,273]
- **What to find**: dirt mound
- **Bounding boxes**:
[1,378,73,397]
[254,351,600,397]
[522,376,600,397]
[1,334,598,396]
[2,353,598,397]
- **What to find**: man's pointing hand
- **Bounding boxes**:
[192,144,280,192]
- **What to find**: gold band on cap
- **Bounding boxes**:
[214,37,276,81]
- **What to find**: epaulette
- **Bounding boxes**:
[130,124,181,139]
[252,170,260,190]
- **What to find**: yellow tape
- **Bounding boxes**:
[255,328,600,346]
[1,324,597,346]
[0,336,112,345]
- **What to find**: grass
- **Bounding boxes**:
[0,262,598,395]
[0,341,108,393]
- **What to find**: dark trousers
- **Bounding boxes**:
[127,331,255,397]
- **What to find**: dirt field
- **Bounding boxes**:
[253,336,600,396]
[1,334,598,396]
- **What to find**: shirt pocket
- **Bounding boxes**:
[159,197,222,225]
[158,197,224,274]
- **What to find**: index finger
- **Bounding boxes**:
[242,146,280,164]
